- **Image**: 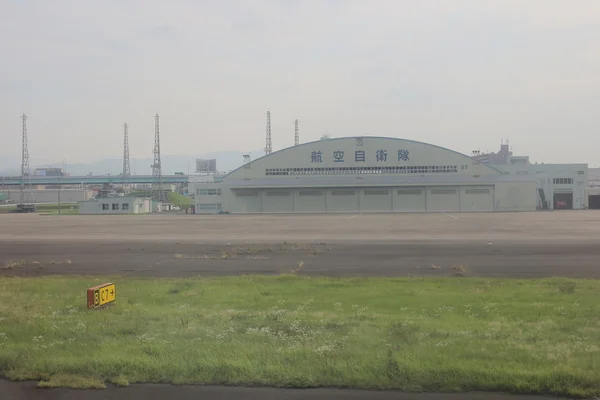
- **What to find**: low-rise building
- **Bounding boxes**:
[472,142,587,210]
[79,197,151,214]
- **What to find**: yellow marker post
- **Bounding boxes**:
[87,283,116,309]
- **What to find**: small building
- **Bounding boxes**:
[494,163,587,210]
[79,197,151,214]
[472,142,588,210]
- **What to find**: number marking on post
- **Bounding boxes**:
[87,283,116,309]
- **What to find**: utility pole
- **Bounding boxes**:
[151,114,165,202]
[18,114,35,212]
[265,110,272,155]
[58,175,61,215]
[122,122,131,188]
[294,119,299,146]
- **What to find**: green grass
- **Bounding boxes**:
[36,204,79,215]
[166,192,192,208]
[1,276,599,396]
[127,191,152,198]
[0,204,79,215]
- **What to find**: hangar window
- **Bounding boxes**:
[397,189,423,195]
[102,203,109,210]
[430,189,457,195]
[577,171,585,175]
[112,203,120,210]
[331,190,356,196]
[299,190,323,196]
[465,189,490,194]
[266,191,291,196]
[122,203,130,210]
[365,190,389,195]
[265,165,458,176]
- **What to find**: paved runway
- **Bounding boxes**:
[1,212,600,278]
[2,239,600,278]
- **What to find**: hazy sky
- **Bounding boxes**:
[1,0,600,165]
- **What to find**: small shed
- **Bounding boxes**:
[79,197,151,214]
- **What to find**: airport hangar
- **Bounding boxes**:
[191,136,537,214]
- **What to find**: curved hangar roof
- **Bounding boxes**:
[225,136,501,181]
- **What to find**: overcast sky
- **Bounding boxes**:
[1,0,600,165]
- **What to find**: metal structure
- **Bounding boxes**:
[294,119,299,146]
[265,110,272,155]
[17,114,35,212]
[151,114,166,202]
[0,174,189,186]
[122,122,131,186]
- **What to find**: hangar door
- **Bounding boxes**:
[393,187,426,212]
[262,190,294,213]
[294,190,326,213]
[426,187,460,212]
[589,195,600,209]
[327,189,359,213]
[460,186,494,212]
[553,191,573,210]
[359,189,392,212]
[232,190,262,213]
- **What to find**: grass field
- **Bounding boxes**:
[0,204,79,215]
[36,204,79,215]
[1,276,599,397]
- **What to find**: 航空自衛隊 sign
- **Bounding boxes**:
[87,282,116,309]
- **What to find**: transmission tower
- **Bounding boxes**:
[294,119,299,146]
[18,114,35,212]
[265,110,272,155]
[122,122,131,187]
[151,114,166,202]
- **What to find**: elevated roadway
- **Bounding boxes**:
[0,175,188,186]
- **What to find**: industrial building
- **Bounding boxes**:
[191,137,539,214]
[79,196,151,214]
[472,141,588,210]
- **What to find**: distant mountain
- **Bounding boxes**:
[0,150,264,176]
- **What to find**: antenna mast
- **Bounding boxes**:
[151,114,165,202]
[122,122,131,187]
[265,110,272,154]
[294,119,299,146]
[18,114,35,212]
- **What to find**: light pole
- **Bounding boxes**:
[58,175,61,215]
[133,158,136,176]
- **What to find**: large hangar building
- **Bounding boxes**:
[192,137,537,214]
